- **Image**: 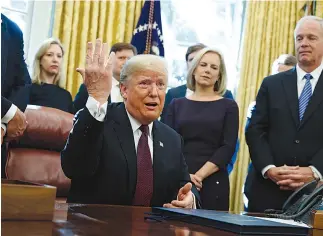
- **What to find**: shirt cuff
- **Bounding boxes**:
[176,192,196,209]
[1,123,7,135]
[262,165,276,179]
[309,166,322,180]
[192,193,196,209]
[86,96,108,122]
[2,104,17,124]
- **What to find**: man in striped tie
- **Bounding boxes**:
[246,16,323,212]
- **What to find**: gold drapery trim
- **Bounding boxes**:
[52,0,144,97]
[230,0,308,212]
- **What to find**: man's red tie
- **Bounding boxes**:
[133,125,153,206]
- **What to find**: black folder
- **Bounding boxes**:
[152,207,309,235]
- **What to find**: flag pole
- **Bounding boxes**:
[144,0,155,54]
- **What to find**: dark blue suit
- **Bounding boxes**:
[1,14,31,116]
[246,68,323,212]
[1,14,31,177]
[160,84,238,174]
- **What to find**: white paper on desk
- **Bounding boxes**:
[255,217,311,228]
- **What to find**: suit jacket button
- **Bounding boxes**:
[295,140,300,144]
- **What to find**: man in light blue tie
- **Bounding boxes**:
[246,16,323,212]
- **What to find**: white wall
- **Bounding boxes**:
[25,0,55,74]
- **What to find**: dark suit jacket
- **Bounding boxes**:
[73,84,111,113]
[246,68,323,212]
[1,14,31,117]
[61,103,199,207]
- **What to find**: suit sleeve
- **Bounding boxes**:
[209,101,239,169]
[61,108,104,178]
[6,22,31,112]
[1,96,12,118]
[72,84,89,113]
[310,148,323,175]
[246,78,274,172]
[160,89,174,123]
[224,89,234,100]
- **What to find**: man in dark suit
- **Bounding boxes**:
[62,39,199,208]
[160,43,236,174]
[1,14,30,177]
[73,42,137,112]
[246,16,323,212]
[243,54,297,210]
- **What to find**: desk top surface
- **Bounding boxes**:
[1,202,322,236]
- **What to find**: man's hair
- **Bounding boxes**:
[282,54,297,66]
[185,43,207,62]
[271,54,297,75]
[120,54,168,85]
[294,16,323,38]
[110,42,138,55]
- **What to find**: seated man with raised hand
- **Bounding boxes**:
[61,39,199,208]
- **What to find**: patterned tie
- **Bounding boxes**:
[299,73,313,121]
[133,125,153,206]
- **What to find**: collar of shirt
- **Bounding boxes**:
[125,109,153,137]
[296,63,323,84]
[296,63,323,96]
[112,77,119,87]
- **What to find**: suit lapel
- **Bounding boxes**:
[111,104,137,198]
[1,16,10,85]
[282,68,300,128]
[151,121,165,203]
[179,85,187,97]
[300,70,323,127]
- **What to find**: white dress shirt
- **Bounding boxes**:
[86,96,154,161]
[110,77,124,103]
[1,104,18,134]
[262,63,323,180]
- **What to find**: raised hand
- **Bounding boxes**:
[84,39,115,104]
[163,182,194,209]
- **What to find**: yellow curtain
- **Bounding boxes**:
[316,0,323,17]
[52,0,144,97]
[229,0,307,212]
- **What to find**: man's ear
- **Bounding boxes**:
[120,83,127,99]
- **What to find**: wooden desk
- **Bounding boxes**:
[2,202,322,236]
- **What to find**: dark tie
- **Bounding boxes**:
[133,125,153,206]
[299,74,313,121]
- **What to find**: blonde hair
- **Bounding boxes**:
[120,54,168,84]
[32,38,65,86]
[186,47,228,96]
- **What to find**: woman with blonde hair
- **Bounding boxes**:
[165,47,239,210]
[29,38,73,113]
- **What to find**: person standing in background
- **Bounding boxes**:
[165,48,239,210]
